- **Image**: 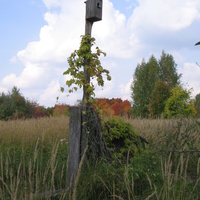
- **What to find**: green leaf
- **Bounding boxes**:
[60,87,64,93]
[74,87,78,91]
[107,75,111,81]
[60,35,111,101]
[82,111,86,115]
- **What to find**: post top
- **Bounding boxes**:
[85,0,103,22]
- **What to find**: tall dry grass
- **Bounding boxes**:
[75,117,200,200]
[0,115,199,199]
[0,116,69,199]
[126,117,200,150]
[0,115,69,145]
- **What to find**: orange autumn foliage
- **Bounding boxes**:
[53,104,69,116]
[95,98,131,117]
[33,106,49,118]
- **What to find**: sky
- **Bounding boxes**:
[1,0,200,107]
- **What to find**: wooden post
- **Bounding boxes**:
[66,106,82,189]
[82,0,103,104]
[66,0,103,190]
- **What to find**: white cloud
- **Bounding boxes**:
[2,0,200,106]
[180,62,200,97]
[95,79,114,98]
[17,3,85,64]
[6,0,133,106]
[119,79,132,100]
[39,80,60,106]
[129,0,200,32]
[93,0,139,58]
[169,51,185,64]
[0,87,8,94]
[2,63,45,89]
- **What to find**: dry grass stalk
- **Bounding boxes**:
[0,116,199,199]
[197,157,200,176]
[72,145,88,200]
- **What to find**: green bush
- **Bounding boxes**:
[163,85,196,118]
[102,117,142,160]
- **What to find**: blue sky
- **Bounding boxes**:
[1,1,46,76]
[1,0,200,107]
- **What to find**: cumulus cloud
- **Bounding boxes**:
[95,79,115,98]
[17,1,85,64]
[2,63,46,88]
[0,86,8,94]
[93,1,135,58]
[180,62,200,96]
[119,79,132,101]
[1,0,200,106]
[127,0,200,53]
[2,0,130,106]
[129,0,200,31]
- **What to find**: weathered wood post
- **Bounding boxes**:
[67,0,103,190]
[66,107,82,188]
[83,0,103,104]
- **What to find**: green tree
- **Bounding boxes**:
[0,93,12,120]
[149,80,170,117]
[0,86,36,120]
[163,85,196,118]
[131,56,160,117]
[10,86,26,116]
[158,51,182,89]
[194,93,200,116]
[131,51,181,117]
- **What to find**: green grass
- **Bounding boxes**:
[0,116,69,199]
[0,116,199,199]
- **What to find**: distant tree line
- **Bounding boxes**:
[131,51,199,118]
[0,87,131,121]
[2,50,200,120]
[0,87,70,120]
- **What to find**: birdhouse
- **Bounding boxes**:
[85,0,103,22]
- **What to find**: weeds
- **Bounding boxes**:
[0,116,69,199]
[0,116,199,199]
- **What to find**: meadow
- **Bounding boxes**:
[0,116,199,199]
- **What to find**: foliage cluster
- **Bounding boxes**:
[0,86,72,121]
[131,51,197,118]
[102,117,141,160]
[76,117,200,200]
[164,85,196,118]
[95,98,131,117]
[195,93,200,116]
[0,86,132,121]
[149,80,170,116]
[62,35,111,104]
[52,104,70,117]
[33,105,50,118]
[0,86,36,120]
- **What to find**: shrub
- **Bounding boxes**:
[164,85,196,118]
[102,117,142,160]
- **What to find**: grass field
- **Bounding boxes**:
[0,116,69,199]
[0,116,199,199]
